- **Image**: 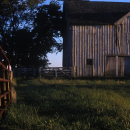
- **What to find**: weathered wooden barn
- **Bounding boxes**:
[63,0,130,77]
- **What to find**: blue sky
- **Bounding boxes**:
[45,0,130,67]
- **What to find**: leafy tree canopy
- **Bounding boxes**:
[0,0,64,68]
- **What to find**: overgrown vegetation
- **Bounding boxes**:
[1,77,130,130]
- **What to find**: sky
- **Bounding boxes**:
[45,0,130,67]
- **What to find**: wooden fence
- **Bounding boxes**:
[13,68,39,77]
[39,67,77,78]
[0,46,12,120]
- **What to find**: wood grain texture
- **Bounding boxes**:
[70,19,130,77]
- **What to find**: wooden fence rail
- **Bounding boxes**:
[0,46,12,120]
[39,67,76,78]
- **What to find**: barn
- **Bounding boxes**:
[63,0,130,77]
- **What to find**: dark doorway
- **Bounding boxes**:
[105,56,130,77]
[105,56,116,76]
[124,57,130,76]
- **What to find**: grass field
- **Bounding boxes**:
[1,77,130,130]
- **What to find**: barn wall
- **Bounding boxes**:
[72,18,130,76]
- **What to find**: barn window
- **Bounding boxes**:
[86,59,93,65]
[127,33,130,44]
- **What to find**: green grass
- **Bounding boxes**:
[1,77,130,130]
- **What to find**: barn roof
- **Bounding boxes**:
[64,1,130,25]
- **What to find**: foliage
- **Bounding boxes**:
[0,0,63,68]
[1,78,130,130]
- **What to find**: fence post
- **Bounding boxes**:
[10,71,13,82]
[5,69,9,103]
[0,66,5,120]
[55,69,57,77]
[72,66,76,77]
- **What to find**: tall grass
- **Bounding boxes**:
[1,77,130,130]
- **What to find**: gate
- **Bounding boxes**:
[0,46,12,120]
[39,67,73,78]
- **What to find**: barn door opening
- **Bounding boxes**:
[105,56,130,77]
[118,57,125,77]
[124,57,130,76]
[86,59,93,76]
[105,56,116,76]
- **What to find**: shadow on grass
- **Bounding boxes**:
[8,77,130,130]
[42,76,130,80]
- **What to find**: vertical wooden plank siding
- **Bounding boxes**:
[120,24,122,54]
[122,21,124,55]
[98,27,100,76]
[102,26,105,76]
[118,25,120,53]
[101,27,103,75]
[72,26,74,68]
[110,25,112,54]
[108,25,109,54]
[89,26,91,60]
[116,56,118,77]
[127,17,130,55]
[111,25,113,54]
[124,19,126,54]
[113,26,115,55]
[90,26,92,76]
[72,26,76,66]
[99,27,102,75]
[119,25,121,54]
[76,26,78,75]
[78,26,80,76]
[124,18,127,54]
[71,19,130,77]
[115,25,117,55]
[95,26,97,76]
[92,28,95,76]
[79,26,81,76]
[126,18,128,54]
[109,25,111,54]
[117,25,119,54]
[85,26,87,75]
[89,26,91,76]
[83,26,85,76]
[105,26,107,55]
[81,26,83,76]
[87,26,89,76]
[87,26,90,76]
[75,26,76,68]
[76,26,78,76]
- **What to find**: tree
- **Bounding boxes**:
[0,0,63,68]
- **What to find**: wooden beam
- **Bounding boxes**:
[114,12,130,25]
[116,56,118,77]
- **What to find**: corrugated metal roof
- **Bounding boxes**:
[64,1,130,25]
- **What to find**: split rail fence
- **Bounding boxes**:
[0,46,12,120]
